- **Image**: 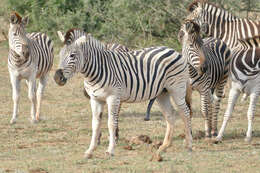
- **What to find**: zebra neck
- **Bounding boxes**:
[205,3,260,48]
[81,47,105,85]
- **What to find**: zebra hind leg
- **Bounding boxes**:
[170,88,192,151]
[35,75,48,121]
[151,92,176,161]
[245,92,259,143]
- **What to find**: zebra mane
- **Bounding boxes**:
[10,12,22,24]
[86,34,106,50]
[64,28,85,45]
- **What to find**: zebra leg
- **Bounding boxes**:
[170,88,192,151]
[84,98,104,159]
[27,78,37,123]
[10,75,21,124]
[105,95,120,157]
[35,75,48,121]
[211,83,226,137]
[245,92,259,143]
[144,98,156,121]
[216,86,240,142]
[151,92,175,161]
[200,91,212,139]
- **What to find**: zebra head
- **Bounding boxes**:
[54,29,86,86]
[187,0,209,35]
[8,12,30,60]
[180,20,208,75]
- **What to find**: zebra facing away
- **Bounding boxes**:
[8,12,54,124]
[187,0,260,142]
[179,20,231,138]
[54,29,192,160]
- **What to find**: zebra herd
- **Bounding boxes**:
[6,0,260,160]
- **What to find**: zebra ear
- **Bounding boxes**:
[22,16,29,26]
[185,21,193,33]
[57,31,65,42]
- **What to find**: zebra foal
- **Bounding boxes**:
[179,20,231,138]
[8,12,54,124]
[54,29,192,160]
[187,0,260,142]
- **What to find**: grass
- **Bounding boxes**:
[0,43,260,173]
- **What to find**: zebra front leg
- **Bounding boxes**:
[144,98,156,121]
[200,92,212,139]
[10,75,21,124]
[106,95,120,157]
[84,98,104,159]
[35,75,48,121]
[245,92,259,143]
[27,78,37,123]
[216,86,240,142]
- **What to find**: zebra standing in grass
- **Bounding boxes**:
[187,0,260,142]
[179,20,231,138]
[54,28,192,160]
[8,12,54,124]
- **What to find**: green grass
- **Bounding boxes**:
[0,44,260,173]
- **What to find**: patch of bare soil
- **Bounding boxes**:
[28,168,48,173]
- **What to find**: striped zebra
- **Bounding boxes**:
[187,0,260,142]
[54,28,192,160]
[8,12,54,124]
[58,31,155,144]
[179,20,231,138]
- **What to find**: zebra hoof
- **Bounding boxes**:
[31,118,39,124]
[150,153,163,162]
[10,118,17,125]
[144,118,150,121]
[84,152,93,159]
[244,137,252,143]
[105,151,114,158]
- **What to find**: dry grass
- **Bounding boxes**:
[0,43,260,173]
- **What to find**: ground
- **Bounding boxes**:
[0,43,260,173]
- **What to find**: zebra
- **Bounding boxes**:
[8,12,54,124]
[187,0,260,142]
[58,31,155,144]
[179,20,231,138]
[54,28,192,160]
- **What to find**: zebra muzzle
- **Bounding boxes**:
[54,69,67,86]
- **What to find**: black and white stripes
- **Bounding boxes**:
[54,28,192,159]
[8,12,54,124]
[187,0,260,142]
[179,20,231,138]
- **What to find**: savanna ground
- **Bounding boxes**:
[0,43,260,173]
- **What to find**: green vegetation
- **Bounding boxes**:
[1,0,259,49]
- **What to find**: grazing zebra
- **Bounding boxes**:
[54,28,192,160]
[8,12,54,124]
[187,0,260,142]
[179,20,231,138]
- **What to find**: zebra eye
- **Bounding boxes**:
[70,53,76,59]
